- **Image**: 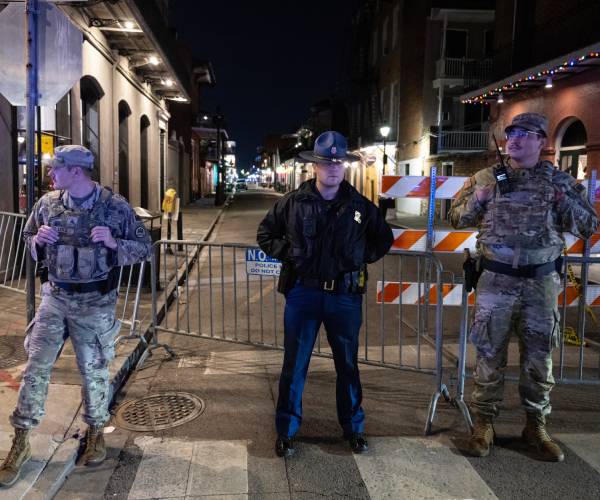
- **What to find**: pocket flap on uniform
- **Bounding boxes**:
[469,309,492,347]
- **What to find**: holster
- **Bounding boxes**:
[277,262,297,295]
[463,256,482,293]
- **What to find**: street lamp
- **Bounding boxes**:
[379,125,391,175]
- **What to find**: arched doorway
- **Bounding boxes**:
[559,120,587,179]
[118,101,131,201]
[140,116,150,208]
[80,76,104,182]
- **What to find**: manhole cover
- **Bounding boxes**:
[114,392,205,431]
[0,336,27,369]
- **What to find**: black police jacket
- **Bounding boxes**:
[257,179,394,283]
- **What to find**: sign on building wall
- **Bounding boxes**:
[245,248,281,276]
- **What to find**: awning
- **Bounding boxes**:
[461,42,600,104]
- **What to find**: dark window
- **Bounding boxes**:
[80,76,104,182]
[484,29,494,58]
[118,101,131,201]
[160,129,166,199]
[55,92,71,147]
[561,120,587,148]
[140,116,150,208]
[445,29,468,58]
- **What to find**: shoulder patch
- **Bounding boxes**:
[135,225,147,238]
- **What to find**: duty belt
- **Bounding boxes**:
[298,270,364,293]
[481,257,560,279]
[51,279,116,294]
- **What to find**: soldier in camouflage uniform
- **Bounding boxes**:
[0,145,152,487]
[449,113,598,462]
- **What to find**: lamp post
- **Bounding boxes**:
[379,125,391,175]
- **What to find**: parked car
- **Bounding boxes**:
[236,180,247,191]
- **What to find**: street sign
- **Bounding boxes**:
[245,248,281,277]
[0,1,82,106]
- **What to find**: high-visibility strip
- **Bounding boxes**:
[377,281,600,307]
[391,229,600,255]
[381,176,467,199]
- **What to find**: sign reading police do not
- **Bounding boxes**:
[246,248,281,276]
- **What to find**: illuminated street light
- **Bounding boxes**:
[379,125,391,174]
[545,77,553,88]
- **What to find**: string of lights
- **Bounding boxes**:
[462,50,600,104]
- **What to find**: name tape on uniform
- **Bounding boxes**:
[245,248,281,276]
[376,281,600,307]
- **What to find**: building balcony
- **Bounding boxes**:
[437,131,489,152]
[433,57,492,89]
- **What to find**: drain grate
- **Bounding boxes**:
[114,392,205,431]
[0,336,28,369]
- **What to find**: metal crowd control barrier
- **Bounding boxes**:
[0,211,38,294]
[145,239,448,432]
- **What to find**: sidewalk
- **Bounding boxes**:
[0,197,225,500]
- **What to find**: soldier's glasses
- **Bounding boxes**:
[505,129,543,140]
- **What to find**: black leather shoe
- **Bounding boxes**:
[348,433,369,453]
[275,436,296,457]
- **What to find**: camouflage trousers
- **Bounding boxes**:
[11,282,121,429]
[469,269,561,417]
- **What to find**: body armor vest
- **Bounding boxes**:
[45,188,115,283]
[478,163,564,263]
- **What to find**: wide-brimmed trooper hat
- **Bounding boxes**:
[297,131,361,163]
[48,145,95,170]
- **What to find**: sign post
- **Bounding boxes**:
[25,0,39,322]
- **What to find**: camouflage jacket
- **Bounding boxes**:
[449,161,598,266]
[23,183,152,282]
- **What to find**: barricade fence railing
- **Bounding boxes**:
[147,240,449,433]
[0,211,38,294]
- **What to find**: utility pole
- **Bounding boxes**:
[26,0,39,323]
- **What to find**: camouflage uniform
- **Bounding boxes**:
[450,160,598,417]
[13,183,152,429]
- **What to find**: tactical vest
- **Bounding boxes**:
[479,162,564,252]
[44,188,115,283]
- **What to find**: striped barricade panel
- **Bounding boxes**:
[391,229,600,255]
[381,176,467,199]
[376,281,600,307]
[382,175,599,201]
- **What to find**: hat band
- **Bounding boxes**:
[311,153,345,162]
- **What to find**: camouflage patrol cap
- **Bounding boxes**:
[505,113,549,137]
[49,145,94,170]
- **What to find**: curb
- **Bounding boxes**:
[20,202,229,500]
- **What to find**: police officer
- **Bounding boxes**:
[0,145,152,487]
[257,131,393,457]
[449,113,598,461]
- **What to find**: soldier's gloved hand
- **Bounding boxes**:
[474,185,494,206]
[34,225,59,247]
[91,226,118,250]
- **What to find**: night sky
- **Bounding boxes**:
[170,0,359,169]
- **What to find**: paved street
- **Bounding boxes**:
[51,189,600,500]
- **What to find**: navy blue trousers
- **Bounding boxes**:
[276,283,364,438]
